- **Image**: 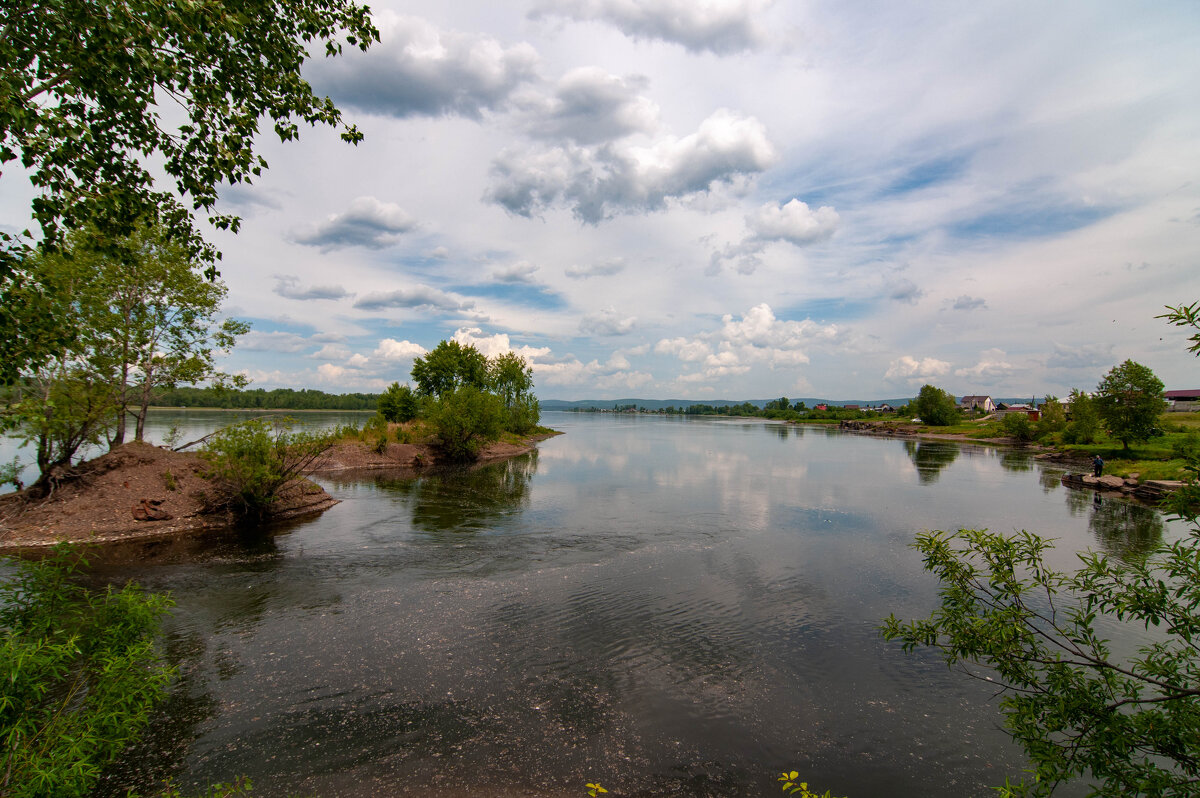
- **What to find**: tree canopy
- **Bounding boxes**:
[411,340,490,398]
[0,0,378,382]
[911,384,959,426]
[1095,360,1164,451]
[2,224,246,487]
[0,0,378,269]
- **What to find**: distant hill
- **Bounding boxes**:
[540,397,914,411]
[540,396,1040,411]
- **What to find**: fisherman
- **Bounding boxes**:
[1092,454,1104,477]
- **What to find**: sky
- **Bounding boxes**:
[10,1,1200,400]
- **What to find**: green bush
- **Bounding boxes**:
[1002,412,1036,442]
[0,546,174,797]
[1171,431,1200,461]
[428,386,504,460]
[377,382,419,423]
[360,413,390,452]
[200,419,333,518]
[1063,389,1100,444]
[1035,398,1066,440]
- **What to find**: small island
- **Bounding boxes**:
[1,337,556,552]
[0,425,558,552]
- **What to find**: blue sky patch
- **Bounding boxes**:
[948,202,1117,240]
[452,283,568,310]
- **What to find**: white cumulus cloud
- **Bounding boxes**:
[291,196,417,251]
[314,13,539,118]
[374,339,428,361]
[885,355,952,384]
[451,327,552,360]
[954,349,1015,381]
[747,199,839,245]
[486,109,776,222]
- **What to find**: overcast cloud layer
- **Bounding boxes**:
[9,1,1197,401]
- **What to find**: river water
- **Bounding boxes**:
[31,411,1185,797]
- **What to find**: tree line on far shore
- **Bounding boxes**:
[153,385,378,411]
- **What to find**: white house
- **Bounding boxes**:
[960,395,996,413]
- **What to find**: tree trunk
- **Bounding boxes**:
[134,368,154,441]
[110,333,132,449]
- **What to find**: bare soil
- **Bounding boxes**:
[0,432,557,552]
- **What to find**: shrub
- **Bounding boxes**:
[200,419,333,518]
[0,457,24,491]
[1063,389,1101,444]
[360,413,390,452]
[377,382,419,423]
[1035,397,1066,440]
[0,546,174,797]
[1172,431,1200,461]
[1002,412,1036,442]
[428,386,504,460]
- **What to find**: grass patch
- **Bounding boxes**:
[1101,458,1191,480]
[1163,411,1200,429]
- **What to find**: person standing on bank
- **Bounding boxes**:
[1092,454,1104,477]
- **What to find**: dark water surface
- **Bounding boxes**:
[87,412,1183,797]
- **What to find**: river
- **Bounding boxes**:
[11,410,1187,797]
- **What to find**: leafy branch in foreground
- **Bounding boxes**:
[881,519,1200,796]
[0,545,175,797]
[778,771,846,797]
[1158,302,1200,357]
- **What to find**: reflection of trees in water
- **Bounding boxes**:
[1064,484,1093,517]
[904,441,959,484]
[377,452,538,534]
[999,450,1033,473]
[1038,467,1064,494]
[1087,495,1164,563]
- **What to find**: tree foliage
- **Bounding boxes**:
[0,0,378,269]
[882,524,1200,796]
[154,385,378,410]
[912,384,959,426]
[1002,411,1036,442]
[0,0,378,382]
[2,226,247,487]
[0,546,175,797]
[1158,302,1200,357]
[407,342,540,456]
[80,223,248,444]
[487,351,539,433]
[411,340,489,398]
[426,386,505,461]
[1063,389,1100,445]
[377,382,419,423]
[1035,396,1067,439]
[1095,360,1164,451]
[488,351,534,408]
[882,309,1200,796]
[3,250,119,483]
